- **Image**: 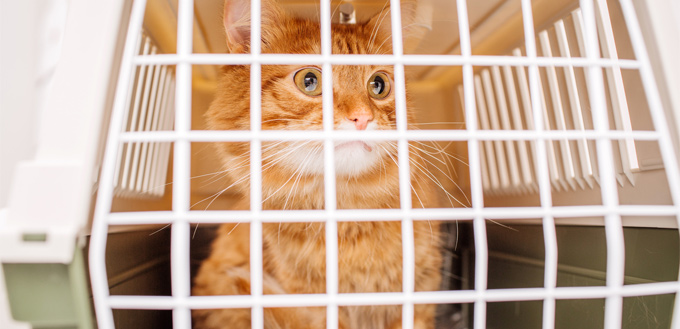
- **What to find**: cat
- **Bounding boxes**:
[192,1,444,328]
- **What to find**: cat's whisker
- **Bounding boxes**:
[411,170,429,208]
[387,121,466,127]
[262,141,309,166]
[314,0,319,23]
[195,142,307,210]
[330,0,344,23]
[293,145,321,192]
[408,144,456,182]
[148,223,172,236]
[410,149,471,208]
[410,141,459,184]
[372,26,421,54]
[406,154,457,208]
[192,224,200,240]
[145,155,255,195]
[226,222,241,236]
[195,146,303,211]
[378,144,425,208]
[261,141,314,173]
[261,143,314,205]
[261,118,320,124]
[197,154,291,212]
[411,141,469,167]
[378,147,388,179]
[282,145,320,210]
[262,140,296,157]
[385,141,470,208]
[455,221,459,250]
[193,172,253,210]
[412,141,461,193]
[487,220,519,232]
[410,151,469,208]
[201,159,253,187]
[262,140,288,150]
[368,0,391,52]
[407,143,449,167]
[373,34,393,55]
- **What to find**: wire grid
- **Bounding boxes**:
[88,0,680,329]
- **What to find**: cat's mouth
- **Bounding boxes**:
[335,141,373,152]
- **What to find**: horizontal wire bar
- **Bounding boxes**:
[104,205,679,225]
[132,53,640,69]
[107,281,680,310]
[117,129,660,143]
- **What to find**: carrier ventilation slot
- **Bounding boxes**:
[467,5,639,196]
[113,33,176,198]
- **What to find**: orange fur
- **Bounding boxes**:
[193,1,442,328]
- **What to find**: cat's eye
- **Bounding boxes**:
[367,72,391,99]
[294,68,322,96]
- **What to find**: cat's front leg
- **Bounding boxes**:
[193,222,325,329]
[193,264,326,329]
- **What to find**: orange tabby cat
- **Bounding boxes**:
[192,1,442,328]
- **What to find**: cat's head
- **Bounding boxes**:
[207,0,424,179]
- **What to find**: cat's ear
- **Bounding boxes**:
[223,0,284,52]
[366,0,429,53]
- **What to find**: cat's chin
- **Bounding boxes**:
[335,141,373,152]
[333,141,382,177]
[279,141,385,178]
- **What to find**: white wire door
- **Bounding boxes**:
[88,0,680,328]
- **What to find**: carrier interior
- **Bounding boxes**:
[98,0,680,328]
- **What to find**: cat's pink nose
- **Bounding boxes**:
[347,112,373,130]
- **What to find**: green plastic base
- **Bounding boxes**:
[3,246,94,329]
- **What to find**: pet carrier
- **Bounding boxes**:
[1,0,680,328]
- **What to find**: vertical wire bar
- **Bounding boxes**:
[555,19,595,189]
[615,0,680,327]
[491,66,522,189]
[89,0,148,328]
[249,0,264,328]
[173,0,194,328]
[319,0,338,328]
[520,0,557,328]
[579,1,624,328]
[472,216,488,329]
[541,198,558,329]
[456,0,488,328]
[388,0,414,327]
